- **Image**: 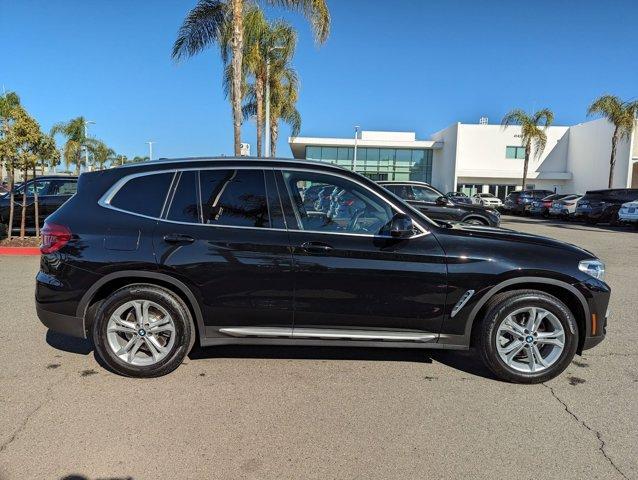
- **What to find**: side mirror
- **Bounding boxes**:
[388,213,414,238]
[436,196,449,206]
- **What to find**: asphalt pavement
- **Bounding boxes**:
[0,216,636,480]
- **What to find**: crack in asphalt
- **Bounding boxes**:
[0,372,71,455]
[543,383,628,480]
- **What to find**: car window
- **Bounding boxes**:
[15,179,52,197]
[412,185,441,202]
[49,179,77,196]
[167,171,200,223]
[200,169,270,228]
[384,184,414,201]
[282,170,395,235]
[110,172,174,218]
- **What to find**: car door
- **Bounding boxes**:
[278,169,447,340]
[153,168,294,339]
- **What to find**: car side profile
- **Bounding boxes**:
[575,188,638,225]
[378,181,501,227]
[0,175,78,233]
[472,192,503,208]
[36,158,610,383]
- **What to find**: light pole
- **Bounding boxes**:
[84,120,95,170]
[264,45,284,158]
[147,141,154,161]
[352,125,360,172]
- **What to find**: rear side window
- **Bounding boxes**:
[200,169,270,228]
[49,179,77,196]
[110,172,173,218]
[167,171,200,223]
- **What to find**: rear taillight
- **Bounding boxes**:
[40,222,72,254]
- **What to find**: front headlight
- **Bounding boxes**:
[579,259,605,281]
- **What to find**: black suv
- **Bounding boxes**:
[503,189,554,215]
[0,175,78,233]
[575,188,638,225]
[378,181,500,227]
[36,158,610,383]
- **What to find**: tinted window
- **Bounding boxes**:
[49,179,77,196]
[384,185,414,200]
[167,171,200,223]
[111,172,173,218]
[200,169,269,228]
[282,170,395,235]
[16,179,52,196]
[412,185,441,202]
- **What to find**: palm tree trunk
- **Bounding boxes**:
[33,164,40,238]
[20,166,27,239]
[231,0,244,156]
[608,127,619,188]
[255,75,264,158]
[270,120,279,157]
[7,163,15,241]
[522,142,531,190]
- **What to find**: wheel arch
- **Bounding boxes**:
[77,271,205,344]
[466,277,590,353]
[462,214,490,225]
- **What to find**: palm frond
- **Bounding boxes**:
[172,0,227,61]
[267,0,330,44]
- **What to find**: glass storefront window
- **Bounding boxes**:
[306,146,321,160]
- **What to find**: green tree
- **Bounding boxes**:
[32,134,60,236]
[587,95,638,188]
[172,0,329,156]
[90,140,116,170]
[51,116,97,175]
[501,108,554,190]
[0,91,21,184]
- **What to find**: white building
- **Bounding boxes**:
[289,118,638,199]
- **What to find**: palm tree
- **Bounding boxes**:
[90,140,116,170]
[501,108,554,190]
[33,134,60,236]
[50,116,97,175]
[172,0,329,156]
[587,95,638,188]
[0,91,21,184]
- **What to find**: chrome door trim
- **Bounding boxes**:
[292,328,436,342]
[219,326,293,338]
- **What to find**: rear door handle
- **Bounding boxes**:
[300,241,333,254]
[163,233,195,244]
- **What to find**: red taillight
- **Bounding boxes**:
[40,222,72,254]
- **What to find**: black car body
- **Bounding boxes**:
[575,188,638,225]
[379,181,501,227]
[445,192,473,205]
[503,189,554,215]
[0,175,78,233]
[36,158,609,382]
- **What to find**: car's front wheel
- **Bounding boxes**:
[92,284,194,377]
[463,217,488,226]
[476,290,578,383]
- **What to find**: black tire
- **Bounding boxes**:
[92,284,194,377]
[475,289,578,384]
[463,217,489,226]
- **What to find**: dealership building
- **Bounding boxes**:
[288,118,638,199]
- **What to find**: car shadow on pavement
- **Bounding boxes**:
[188,344,498,381]
[46,330,93,355]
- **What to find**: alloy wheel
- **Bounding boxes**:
[496,307,565,373]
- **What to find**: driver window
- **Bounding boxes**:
[282,170,395,235]
[412,185,441,202]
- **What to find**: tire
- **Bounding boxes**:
[463,217,489,226]
[92,284,194,377]
[475,289,578,384]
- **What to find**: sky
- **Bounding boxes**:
[1,0,637,160]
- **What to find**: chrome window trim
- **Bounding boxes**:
[97,166,430,239]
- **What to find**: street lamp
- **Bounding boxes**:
[264,45,285,158]
[84,120,95,170]
[352,125,360,171]
[147,141,154,161]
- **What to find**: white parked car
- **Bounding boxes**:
[549,194,582,218]
[618,200,638,227]
[473,193,503,207]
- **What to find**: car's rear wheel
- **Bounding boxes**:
[464,217,488,226]
[92,284,193,377]
[476,290,578,383]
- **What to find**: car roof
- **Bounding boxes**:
[25,175,77,180]
[376,180,433,187]
[115,156,338,171]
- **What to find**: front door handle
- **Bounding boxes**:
[300,241,333,254]
[163,233,195,245]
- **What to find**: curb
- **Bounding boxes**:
[0,247,41,256]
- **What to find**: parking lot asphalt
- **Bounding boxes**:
[0,216,636,480]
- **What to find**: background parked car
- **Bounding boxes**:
[503,189,554,215]
[379,181,501,226]
[618,200,638,228]
[0,175,78,233]
[445,191,473,204]
[530,194,573,217]
[549,195,583,219]
[473,192,503,208]
[575,188,638,225]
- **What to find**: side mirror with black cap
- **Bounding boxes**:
[388,213,414,238]
[436,196,449,206]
